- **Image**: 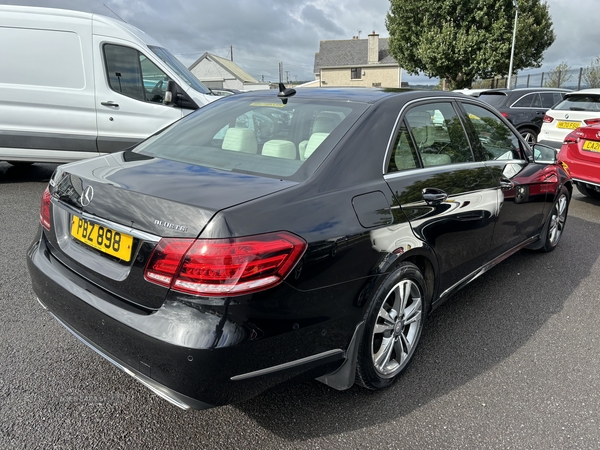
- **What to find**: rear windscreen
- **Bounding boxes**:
[552,94,600,112]
[134,96,368,181]
[478,93,508,108]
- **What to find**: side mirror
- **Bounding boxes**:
[532,143,557,164]
[163,80,199,110]
[164,80,177,106]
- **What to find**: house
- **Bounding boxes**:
[188,52,269,92]
[312,31,402,88]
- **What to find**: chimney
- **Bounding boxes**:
[368,31,379,64]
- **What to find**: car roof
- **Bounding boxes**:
[239,88,472,104]
[479,88,570,95]
[565,88,600,96]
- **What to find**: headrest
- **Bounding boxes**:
[262,140,296,159]
[222,127,258,153]
[302,132,329,160]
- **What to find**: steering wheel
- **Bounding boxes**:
[150,80,164,97]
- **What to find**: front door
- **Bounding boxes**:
[93,36,182,153]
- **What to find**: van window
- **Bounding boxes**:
[104,44,170,104]
[0,27,85,89]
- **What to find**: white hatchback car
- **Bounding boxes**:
[539,89,600,149]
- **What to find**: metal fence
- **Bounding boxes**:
[473,66,600,90]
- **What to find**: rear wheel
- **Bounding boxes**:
[576,183,600,200]
[356,262,426,390]
[541,188,569,252]
[519,127,538,146]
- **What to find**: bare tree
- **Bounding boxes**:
[544,62,573,88]
[583,57,600,88]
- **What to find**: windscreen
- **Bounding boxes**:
[552,94,600,112]
[478,92,508,108]
[134,96,368,181]
[148,45,210,94]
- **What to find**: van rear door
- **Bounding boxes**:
[92,35,183,153]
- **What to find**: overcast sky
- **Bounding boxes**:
[1,0,596,85]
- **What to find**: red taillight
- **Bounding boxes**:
[543,115,554,123]
[500,112,509,118]
[563,130,584,144]
[144,232,307,296]
[583,118,600,125]
[40,186,51,230]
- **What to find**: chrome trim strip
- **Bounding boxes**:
[53,198,161,243]
[230,349,344,381]
[383,160,489,181]
[573,178,600,188]
[438,235,538,299]
[46,310,191,410]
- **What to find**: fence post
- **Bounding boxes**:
[557,70,562,88]
[540,72,544,87]
[527,74,530,87]
[578,67,583,90]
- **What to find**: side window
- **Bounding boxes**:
[388,121,419,172]
[104,44,170,104]
[405,102,473,167]
[462,103,522,161]
[531,93,543,108]
[513,94,534,108]
[140,55,169,103]
[540,92,561,108]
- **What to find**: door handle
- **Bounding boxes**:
[422,188,448,205]
[101,101,119,107]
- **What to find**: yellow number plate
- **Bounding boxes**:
[583,140,600,152]
[71,216,133,262]
[556,121,581,129]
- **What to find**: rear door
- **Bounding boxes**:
[93,36,183,153]
[384,100,499,296]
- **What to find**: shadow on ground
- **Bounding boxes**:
[234,214,598,441]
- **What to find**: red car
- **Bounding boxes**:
[559,124,600,199]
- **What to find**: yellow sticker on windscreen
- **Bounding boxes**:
[250,102,286,108]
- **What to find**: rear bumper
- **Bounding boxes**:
[27,233,351,409]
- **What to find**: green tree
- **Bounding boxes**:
[543,62,572,88]
[386,0,555,89]
[583,57,600,88]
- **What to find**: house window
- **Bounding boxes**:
[351,68,362,80]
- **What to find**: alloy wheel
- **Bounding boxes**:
[371,279,423,377]
[549,194,568,246]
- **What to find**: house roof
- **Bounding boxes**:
[189,52,258,84]
[313,38,397,74]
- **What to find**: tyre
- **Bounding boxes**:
[356,262,426,390]
[576,183,600,200]
[540,188,569,252]
[519,127,538,146]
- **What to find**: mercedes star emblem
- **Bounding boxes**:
[80,185,94,207]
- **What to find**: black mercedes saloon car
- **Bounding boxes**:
[28,87,571,410]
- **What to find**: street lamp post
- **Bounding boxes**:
[507,0,519,89]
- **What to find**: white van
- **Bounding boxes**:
[0,6,216,164]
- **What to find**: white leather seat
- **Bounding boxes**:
[421,153,451,166]
[262,140,296,159]
[222,128,258,154]
[301,132,329,160]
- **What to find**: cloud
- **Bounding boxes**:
[3,0,599,82]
